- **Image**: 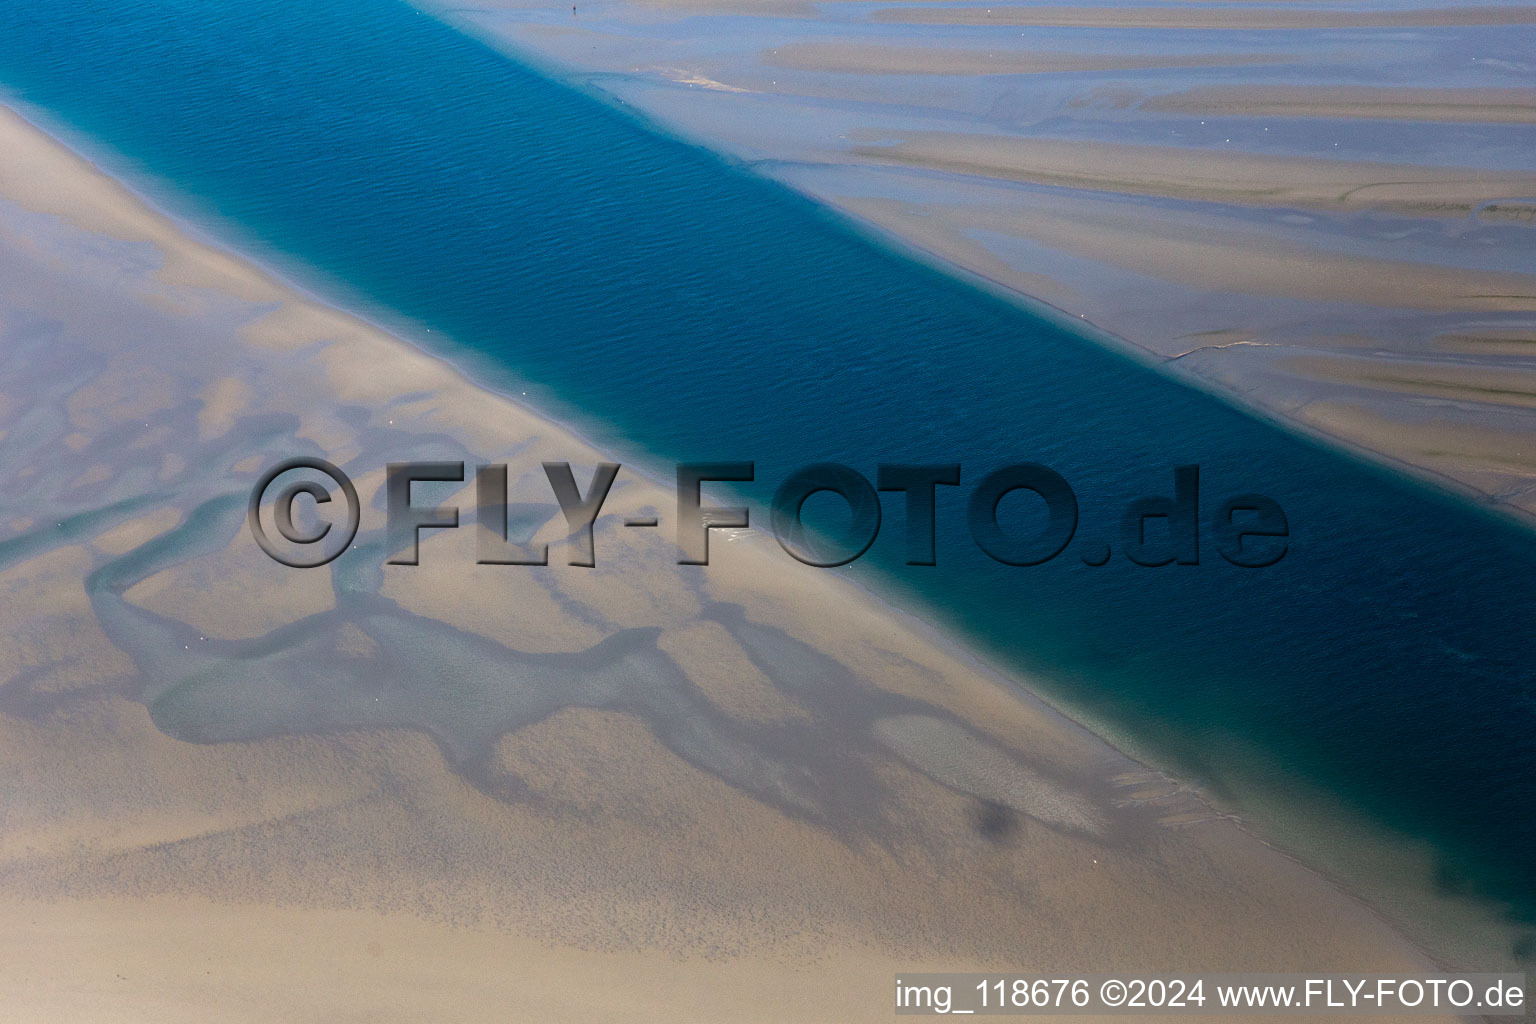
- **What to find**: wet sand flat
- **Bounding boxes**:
[867,5,1536,29]
[1140,85,1536,124]
[850,132,1536,217]
[0,103,1487,1018]
[764,43,1290,76]
[427,0,1536,521]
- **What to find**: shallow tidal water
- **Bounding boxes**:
[1,0,1533,956]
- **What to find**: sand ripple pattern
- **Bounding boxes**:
[431,0,1536,518]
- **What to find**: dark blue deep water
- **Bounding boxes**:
[2,0,1533,950]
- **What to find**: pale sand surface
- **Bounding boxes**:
[868,5,1536,29]
[1141,86,1536,125]
[764,44,1288,76]
[0,895,919,1022]
[430,0,1536,524]
[850,133,1536,220]
[0,102,1508,1017]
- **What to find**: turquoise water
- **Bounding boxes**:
[2,0,1533,949]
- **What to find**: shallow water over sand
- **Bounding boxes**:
[438,0,1536,516]
[0,0,1533,962]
